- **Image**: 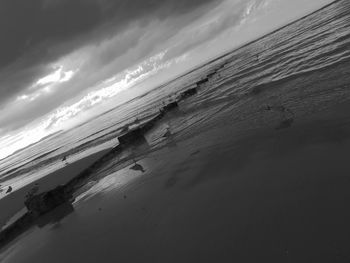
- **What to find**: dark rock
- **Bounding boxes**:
[196,78,209,86]
[207,71,216,78]
[24,185,73,216]
[118,128,145,145]
[179,87,197,99]
[117,113,166,146]
[160,101,178,113]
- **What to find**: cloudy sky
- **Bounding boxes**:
[0,0,332,159]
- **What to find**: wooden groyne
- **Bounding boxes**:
[24,102,180,216]
[0,68,221,249]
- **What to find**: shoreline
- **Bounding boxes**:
[0,83,203,248]
[1,0,350,261]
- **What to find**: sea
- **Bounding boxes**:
[0,0,349,196]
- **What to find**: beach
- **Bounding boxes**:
[1,0,350,262]
[2,85,350,262]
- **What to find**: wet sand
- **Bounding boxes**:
[1,92,350,262]
[0,148,112,230]
[1,1,350,260]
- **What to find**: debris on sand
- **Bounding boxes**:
[130,161,146,173]
[6,186,12,194]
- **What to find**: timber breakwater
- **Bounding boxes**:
[0,71,215,249]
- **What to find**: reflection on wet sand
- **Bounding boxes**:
[0,99,182,249]
[0,202,75,249]
[36,202,74,229]
[2,1,350,261]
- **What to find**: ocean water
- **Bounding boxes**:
[0,0,349,194]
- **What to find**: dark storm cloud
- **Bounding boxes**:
[0,0,221,104]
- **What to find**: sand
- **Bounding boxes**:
[1,3,350,260]
[0,93,350,262]
[0,148,112,230]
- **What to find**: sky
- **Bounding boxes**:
[0,0,333,159]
